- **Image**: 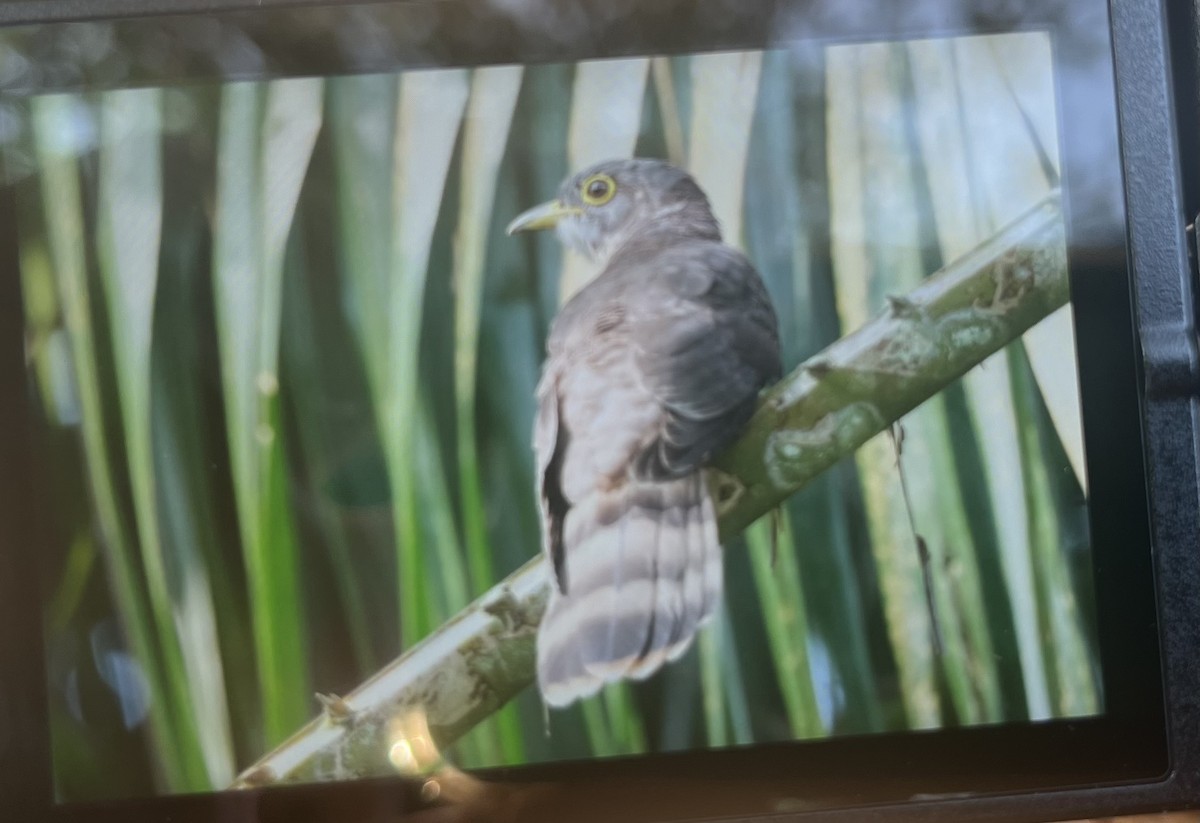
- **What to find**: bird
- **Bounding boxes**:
[507,158,781,707]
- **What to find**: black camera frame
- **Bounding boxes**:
[0,0,1196,821]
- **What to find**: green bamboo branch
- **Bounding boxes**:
[232,190,1066,787]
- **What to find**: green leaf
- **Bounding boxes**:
[906,34,1076,720]
[746,515,823,738]
[1009,344,1098,716]
[452,65,526,763]
[96,87,235,786]
[212,78,323,745]
[687,50,762,246]
[828,44,937,727]
[32,93,208,790]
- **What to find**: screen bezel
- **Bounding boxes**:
[0,0,1185,820]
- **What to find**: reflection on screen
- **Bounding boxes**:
[9,27,1098,802]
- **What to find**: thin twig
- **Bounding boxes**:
[888,422,943,657]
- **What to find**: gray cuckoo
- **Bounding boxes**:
[507,158,781,707]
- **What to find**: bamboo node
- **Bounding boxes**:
[316,692,356,725]
[233,764,275,788]
[803,356,833,379]
[886,293,924,320]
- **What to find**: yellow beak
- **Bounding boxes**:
[506,199,583,235]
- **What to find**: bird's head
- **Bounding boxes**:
[506,158,720,263]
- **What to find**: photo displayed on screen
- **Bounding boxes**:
[9,26,1099,802]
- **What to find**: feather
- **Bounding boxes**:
[534,369,570,592]
[536,476,716,705]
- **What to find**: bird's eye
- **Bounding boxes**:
[581,173,616,206]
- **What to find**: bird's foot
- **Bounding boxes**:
[706,467,745,517]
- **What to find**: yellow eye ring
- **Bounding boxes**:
[580,173,617,206]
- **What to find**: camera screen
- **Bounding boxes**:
[6,21,1101,802]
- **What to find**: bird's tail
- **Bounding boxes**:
[536,471,722,707]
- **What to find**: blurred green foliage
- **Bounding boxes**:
[14,32,1098,800]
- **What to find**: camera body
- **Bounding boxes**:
[0,1,1196,821]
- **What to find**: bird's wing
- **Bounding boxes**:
[536,292,675,594]
[628,243,781,479]
[533,366,570,593]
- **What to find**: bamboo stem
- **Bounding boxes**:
[232,191,1067,786]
